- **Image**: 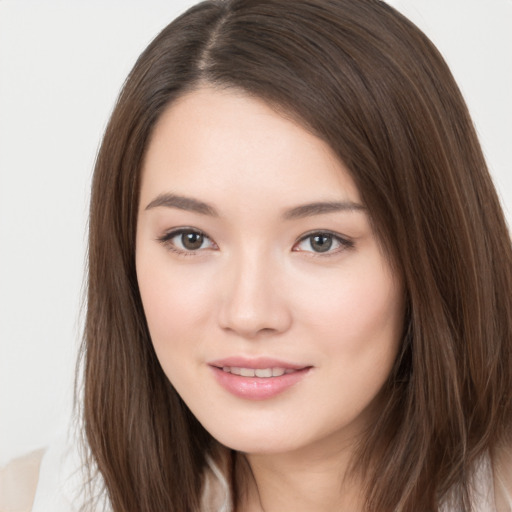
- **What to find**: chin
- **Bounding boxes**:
[196,415,299,454]
[215,432,301,455]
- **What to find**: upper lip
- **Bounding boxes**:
[208,357,309,370]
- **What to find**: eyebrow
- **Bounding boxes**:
[282,201,366,219]
[145,193,219,216]
[145,193,365,219]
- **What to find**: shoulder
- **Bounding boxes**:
[201,445,233,512]
[3,424,108,512]
[494,440,512,511]
[0,449,45,512]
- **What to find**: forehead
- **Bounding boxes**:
[140,87,361,208]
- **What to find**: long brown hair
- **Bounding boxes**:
[81,0,512,510]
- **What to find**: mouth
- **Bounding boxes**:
[209,357,310,376]
[216,366,298,378]
[208,358,312,400]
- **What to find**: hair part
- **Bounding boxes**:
[80,1,512,510]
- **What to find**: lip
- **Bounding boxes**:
[209,357,307,370]
[208,357,312,400]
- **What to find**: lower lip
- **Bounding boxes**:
[210,366,311,400]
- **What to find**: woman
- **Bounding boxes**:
[11,0,512,510]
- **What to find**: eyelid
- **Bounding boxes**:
[293,230,354,254]
[156,227,353,256]
[157,227,217,254]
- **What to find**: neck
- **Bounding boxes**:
[237,439,365,512]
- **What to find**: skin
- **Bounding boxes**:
[136,87,405,511]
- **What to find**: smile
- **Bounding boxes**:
[209,359,312,400]
[221,367,296,378]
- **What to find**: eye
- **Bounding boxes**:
[293,231,353,254]
[158,228,217,253]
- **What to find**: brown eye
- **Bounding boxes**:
[159,228,216,253]
[293,231,354,254]
[310,234,333,253]
[181,232,204,250]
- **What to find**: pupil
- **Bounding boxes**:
[311,234,332,252]
[182,232,204,250]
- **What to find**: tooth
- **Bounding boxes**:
[255,368,272,378]
[220,366,296,377]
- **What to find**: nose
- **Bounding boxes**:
[217,251,292,339]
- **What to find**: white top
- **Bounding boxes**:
[2,428,511,512]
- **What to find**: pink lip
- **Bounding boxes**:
[208,357,312,401]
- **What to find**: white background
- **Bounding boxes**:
[1,0,511,466]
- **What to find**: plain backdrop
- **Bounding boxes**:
[1,0,511,466]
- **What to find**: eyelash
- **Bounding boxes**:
[157,228,354,256]
[157,228,217,256]
[293,230,354,256]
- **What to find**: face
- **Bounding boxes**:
[136,87,404,456]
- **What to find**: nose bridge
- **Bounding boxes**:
[218,244,291,337]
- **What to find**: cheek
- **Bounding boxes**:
[299,264,403,427]
[297,262,402,344]
[292,254,404,402]
[136,251,215,357]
